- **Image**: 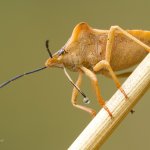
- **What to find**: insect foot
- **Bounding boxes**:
[103,105,113,118]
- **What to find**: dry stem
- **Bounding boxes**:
[68,53,150,150]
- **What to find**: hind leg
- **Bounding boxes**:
[94,26,129,97]
[94,25,150,97]
[104,26,150,64]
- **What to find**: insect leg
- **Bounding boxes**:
[94,60,128,98]
[108,26,150,52]
[80,66,113,117]
[71,71,96,117]
[94,26,131,98]
[101,25,150,65]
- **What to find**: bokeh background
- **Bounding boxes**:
[0,0,150,150]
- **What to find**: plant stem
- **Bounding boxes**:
[68,53,150,150]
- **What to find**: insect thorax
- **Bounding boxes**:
[62,41,103,71]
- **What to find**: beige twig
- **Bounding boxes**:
[68,53,150,150]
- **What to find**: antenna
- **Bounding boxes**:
[45,40,53,58]
[0,40,53,88]
[63,67,90,104]
[0,66,47,88]
[0,40,89,105]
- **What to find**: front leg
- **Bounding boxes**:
[80,66,113,117]
[71,71,96,117]
[63,68,96,117]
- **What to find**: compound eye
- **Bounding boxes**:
[57,49,66,56]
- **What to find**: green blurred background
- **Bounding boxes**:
[0,0,150,150]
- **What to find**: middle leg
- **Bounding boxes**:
[80,66,113,117]
[94,60,128,98]
[94,25,128,98]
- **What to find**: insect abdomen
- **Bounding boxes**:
[128,30,150,43]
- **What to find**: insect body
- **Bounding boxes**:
[47,24,149,72]
[1,22,150,117]
[45,22,150,116]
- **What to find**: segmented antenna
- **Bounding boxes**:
[0,40,54,88]
[0,66,47,88]
[0,40,89,105]
[45,40,53,58]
